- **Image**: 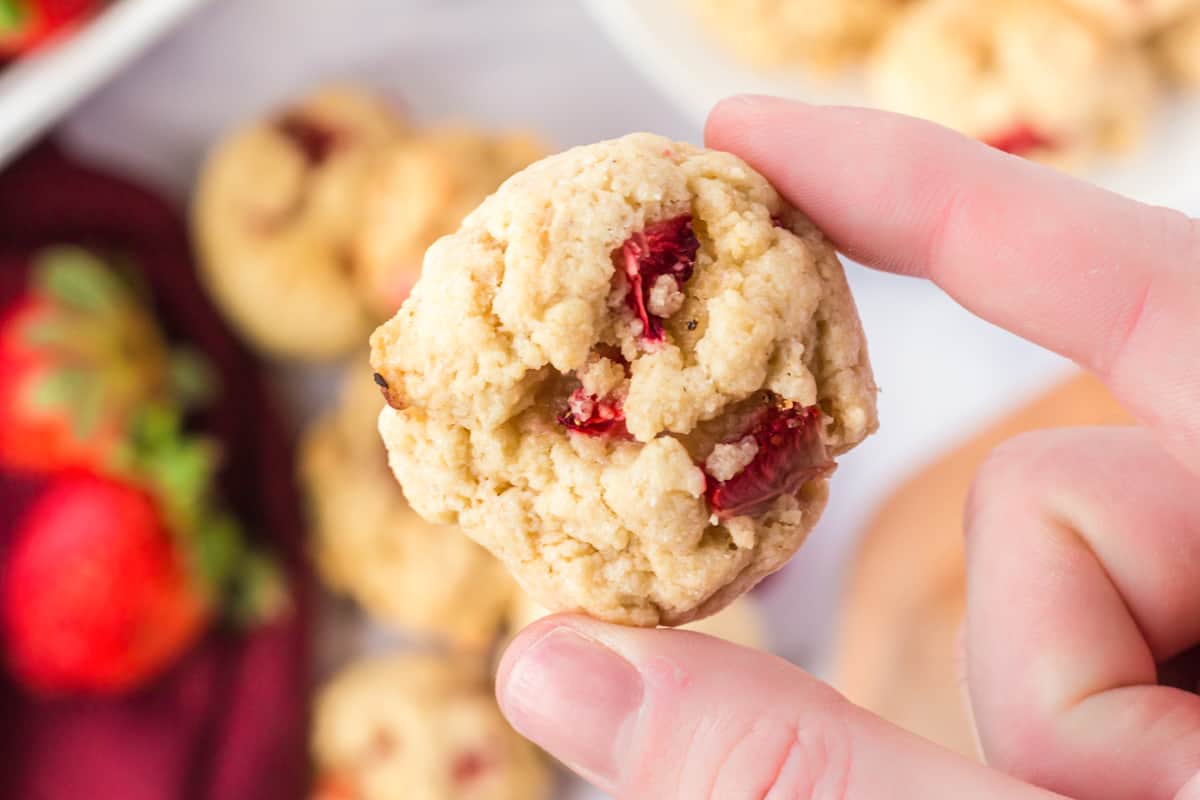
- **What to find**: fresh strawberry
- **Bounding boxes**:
[0,0,103,56]
[0,471,210,694]
[0,247,206,474]
[704,401,834,519]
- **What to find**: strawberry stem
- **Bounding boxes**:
[0,0,27,33]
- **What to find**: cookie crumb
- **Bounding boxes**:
[704,436,760,482]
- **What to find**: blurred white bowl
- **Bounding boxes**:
[583,0,1200,214]
[0,0,208,169]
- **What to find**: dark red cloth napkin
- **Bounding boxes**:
[0,142,312,800]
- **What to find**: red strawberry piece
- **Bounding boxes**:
[704,402,834,519]
[983,125,1056,157]
[451,749,497,785]
[557,386,627,437]
[0,471,211,694]
[275,113,341,165]
[618,214,699,343]
[0,0,101,56]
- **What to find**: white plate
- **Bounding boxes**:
[583,0,1200,214]
[0,0,209,169]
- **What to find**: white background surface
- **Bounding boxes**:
[49,2,1199,797]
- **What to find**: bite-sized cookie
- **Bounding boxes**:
[194,87,405,360]
[301,366,514,650]
[370,133,877,627]
[354,129,545,318]
[507,591,770,650]
[1155,8,1200,86]
[311,654,548,800]
[689,0,909,72]
[868,0,1157,165]
[1058,0,1200,37]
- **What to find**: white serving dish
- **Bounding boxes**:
[583,0,1200,215]
[0,0,208,169]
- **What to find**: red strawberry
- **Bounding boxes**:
[704,401,834,519]
[0,248,183,473]
[0,0,102,56]
[0,471,211,694]
[617,215,699,343]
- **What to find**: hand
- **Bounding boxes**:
[494,96,1200,800]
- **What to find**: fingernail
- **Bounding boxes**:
[498,626,642,785]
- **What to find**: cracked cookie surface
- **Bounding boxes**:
[311,655,548,800]
[371,132,877,626]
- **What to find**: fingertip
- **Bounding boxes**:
[704,94,811,152]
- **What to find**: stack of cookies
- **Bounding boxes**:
[688,0,1200,167]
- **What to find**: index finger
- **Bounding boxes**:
[706,96,1200,476]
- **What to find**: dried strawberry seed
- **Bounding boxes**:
[983,125,1055,157]
[275,114,341,165]
[619,215,699,343]
[705,402,833,519]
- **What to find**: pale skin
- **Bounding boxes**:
[494,96,1200,800]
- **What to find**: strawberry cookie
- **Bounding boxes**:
[193,87,405,360]
[311,655,548,800]
[1058,0,1200,37]
[868,0,1157,165]
[688,0,909,72]
[353,129,544,318]
[300,367,514,650]
[1156,8,1200,86]
[370,133,877,626]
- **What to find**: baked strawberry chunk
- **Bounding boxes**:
[275,114,340,165]
[705,402,834,519]
[618,214,699,343]
[984,125,1056,157]
[558,387,626,436]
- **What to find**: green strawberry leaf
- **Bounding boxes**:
[227,549,290,627]
[0,0,26,32]
[71,379,104,439]
[18,318,74,349]
[190,511,244,593]
[33,247,129,314]
[167,349,217,410]
[26,366,88,413]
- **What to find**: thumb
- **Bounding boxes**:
[496,615,1058,799]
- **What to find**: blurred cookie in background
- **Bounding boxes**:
[831,372,1132,758]
[353,129,545,318]
[1058,0,1200,38]
[506,591,770,652]
[868,0,1157,165]
[687,0,910,73]
[301,367,515,652]
[311,654,550,800]
[1155,7,1200,86]
[193,86,406,361]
